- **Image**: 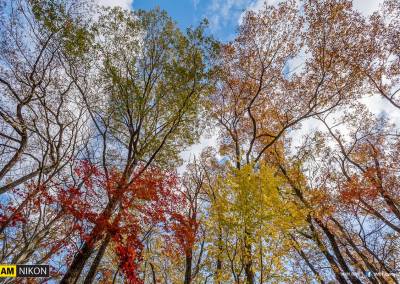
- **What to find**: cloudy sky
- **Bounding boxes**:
[97,0,385,41]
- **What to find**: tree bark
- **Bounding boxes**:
[316,220,362,284]
[61,198,117,284]
[244,238,254,284]
[83,233,111,284]
[308,219,348,284]
[184,252,193,284]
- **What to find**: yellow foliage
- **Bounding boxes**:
[212,163,306,238]
[207,163,308,281]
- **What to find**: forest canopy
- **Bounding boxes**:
[0,0,399,283]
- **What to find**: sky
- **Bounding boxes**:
[98,0,258,41]
[96,0,385,42]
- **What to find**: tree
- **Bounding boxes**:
[0,0,92,195]
[60,7,216,283]
[207,163,307,283]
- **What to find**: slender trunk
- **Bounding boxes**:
[112,264,121,284]
[343,247,380,284]
[60,240,98,284]
[61,198,117,284]
[216,229,223,284]
[0,117,27,183]
[280,165,349,284]
[149,263,157,284]
[363,245,399,284]
[259,237,263,284]
[316,220,362,284]
[308,219,348,284]
[83,233,111,284]
[281,170,347,284]
[290,234,325,284]
[244,237,254,284]
[330,218,390,284]
[184,252,193,284]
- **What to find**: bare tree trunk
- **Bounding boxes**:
[61,240,98,284]
[61,198,117,284]
[149,263,157,284]
[216,230,223,284]
[83,233,111,284]
[308,219,348,284]
[184,252,193,284]
[290,234,325,284]
[315,220,362,284]
[244,234,254,284]
[330,218,390,284]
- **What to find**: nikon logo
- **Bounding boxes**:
[17,265,49,277]
[0,264,49,278]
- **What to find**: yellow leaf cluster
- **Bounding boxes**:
[212,164,306,238]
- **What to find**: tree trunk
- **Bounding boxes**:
[215,229,223,284]
[308,219,348,284]
[61,198,117,284]
[290,234,325,284]
[244,239,254,284]
[316,220,362,284]
[83,233,111,284]
[60,240,98,284]
[184,252,192,284]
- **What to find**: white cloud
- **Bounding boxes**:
[245,0,384,15]
[95,0,133,10]
[352,0,384,16]
[361,95,400,126]
[193,0,200,10]
[245,0,284,12]
[204,0,286,33]
[178,130,219,173]
[206,0,249,32]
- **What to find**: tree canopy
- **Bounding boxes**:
[1,0,400,283]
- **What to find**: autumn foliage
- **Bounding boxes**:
[1,0,400,283]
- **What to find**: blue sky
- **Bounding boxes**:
[133,0,205,31]
[98,0,385,42]
[132,0,249,41]
[98,0,274,42]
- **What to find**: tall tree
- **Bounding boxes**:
[60,7,216,283]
